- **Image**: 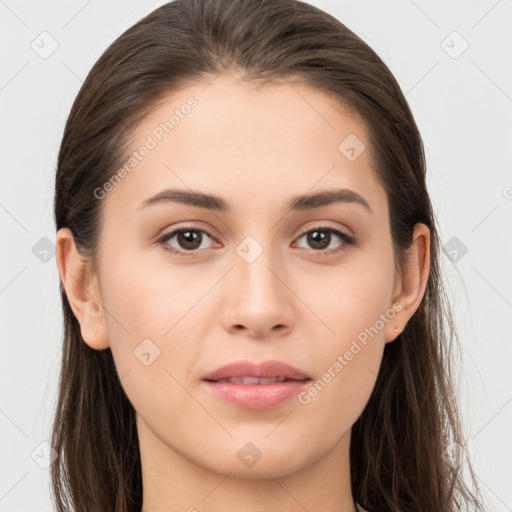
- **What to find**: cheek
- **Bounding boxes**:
[98,261,204,428]
[299,253,395,418]
[100,248,211,341]
[97,248,218,394]
[312,248,396,344]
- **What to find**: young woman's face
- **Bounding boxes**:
[91,73,405,478]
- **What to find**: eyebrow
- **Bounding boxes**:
[138,188,372,214]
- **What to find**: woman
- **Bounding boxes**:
[51,0,485,510]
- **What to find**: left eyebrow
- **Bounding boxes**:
[137,187,372,215]
[288,189,372,214]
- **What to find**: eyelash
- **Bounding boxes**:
[156,224,355,258]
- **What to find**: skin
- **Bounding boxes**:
[56,72,430,512]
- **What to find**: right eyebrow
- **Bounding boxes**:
[138,188,229,212]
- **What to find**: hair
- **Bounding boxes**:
[51,0,485,511]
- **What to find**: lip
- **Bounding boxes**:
[202,359,312,410]
[202,359,311,381]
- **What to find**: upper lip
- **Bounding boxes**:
[203,359,311,381]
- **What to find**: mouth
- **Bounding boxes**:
[201,360,312,409]
[204,376,311,384]
[202,359,311,382]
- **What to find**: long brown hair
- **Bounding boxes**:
[51,0,485,510]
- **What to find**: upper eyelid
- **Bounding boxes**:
[159,222,351,238]
[296,223,350,237]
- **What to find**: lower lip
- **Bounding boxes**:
[203,379,310,409]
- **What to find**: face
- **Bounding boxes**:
[74,73,409,478]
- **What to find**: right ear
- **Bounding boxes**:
[55,228,109,350]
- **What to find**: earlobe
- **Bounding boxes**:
[55,228,110,350]
[385,223,431,343]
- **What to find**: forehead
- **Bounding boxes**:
[102,73,386,219]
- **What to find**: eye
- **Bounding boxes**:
[156,224,355,258]
[157,226,217,256]
[294,226,354,255]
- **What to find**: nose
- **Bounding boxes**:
[220,244,295,339]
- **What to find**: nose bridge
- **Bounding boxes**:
[236,232,287,306]
[220,232,294,336]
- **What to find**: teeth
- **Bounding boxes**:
[258,377,286,384]
[216,376,288,384]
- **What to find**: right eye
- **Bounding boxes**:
[157,226,218,256]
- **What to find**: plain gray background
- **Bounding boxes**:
[1,0,511,510]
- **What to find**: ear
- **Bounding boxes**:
[55,228,109,350]
[385,223,430,343]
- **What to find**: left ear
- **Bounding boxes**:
[386,223,431,343]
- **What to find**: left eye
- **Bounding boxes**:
[294,227,353,254]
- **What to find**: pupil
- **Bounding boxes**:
[178,230,201,250]
[308,230,330,249]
